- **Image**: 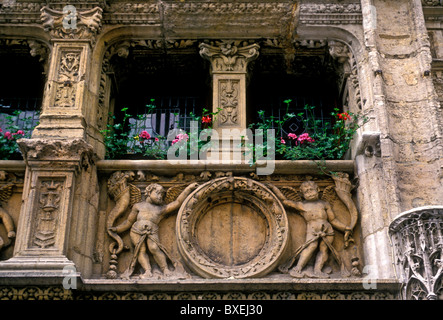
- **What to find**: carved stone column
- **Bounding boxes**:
[199,41,259,161]
[389,206,443,300]
[32,5,103,139]
[0,5,103,280]
[0,139,94,278]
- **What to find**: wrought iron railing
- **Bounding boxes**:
[0,97,41,134]
[250,95,333,137]
[125,96,204,139]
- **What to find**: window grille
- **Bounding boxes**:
[0,97,41,134]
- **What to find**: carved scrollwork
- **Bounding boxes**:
[40,6,103,41]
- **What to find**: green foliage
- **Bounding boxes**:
[278,105,368,161]
[0,110,36,160]
[100,99,168,160]
[249,102,368,164]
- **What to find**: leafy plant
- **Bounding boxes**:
[248,102,368,165]
[0,110,36,160]
[170,107,221,159]
[246,99,295,163]
[278,105,368,161]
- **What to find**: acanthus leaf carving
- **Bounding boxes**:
[199,40,260,73]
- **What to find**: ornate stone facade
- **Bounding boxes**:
[0,0,442,302]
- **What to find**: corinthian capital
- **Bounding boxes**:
[40,6,103,41]
[199,40,260,73]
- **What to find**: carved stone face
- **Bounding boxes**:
[300,182,319,201]
[146,185,165,205]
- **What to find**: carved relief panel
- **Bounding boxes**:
[51,47,84,109]
[100,170,364,281]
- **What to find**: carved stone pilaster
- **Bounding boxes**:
[389,206,443,300]
[0,138,94,277]
[199,41,259,156]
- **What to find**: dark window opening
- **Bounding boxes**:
[247,47,340,138]
[110,46,211,140]
[0,44,44,134]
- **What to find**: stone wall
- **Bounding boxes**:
[0,0,441,300]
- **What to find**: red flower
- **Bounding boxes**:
[338,112,351,121]
[202,116,212,124]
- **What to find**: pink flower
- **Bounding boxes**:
[139,131,151,139]
[288,133,297,140]
[171,139,179,145]
[297,133,315,144]
[154,137,159,142]
[0,128,2,133]
[280,138,286,144]
[4,132,12,140]
[16,130,24,135]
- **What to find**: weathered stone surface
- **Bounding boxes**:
[0,0,442,301]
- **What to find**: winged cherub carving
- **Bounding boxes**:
[109,182,198,279]
[269,181,353,278]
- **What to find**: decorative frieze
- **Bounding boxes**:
[389,206,443,300]
[102,169,363,281]
[299,3,362,25]
[0,285,398,300]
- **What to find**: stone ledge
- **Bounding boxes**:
[96,159,355,175]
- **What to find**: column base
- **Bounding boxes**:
[0,255,78,285]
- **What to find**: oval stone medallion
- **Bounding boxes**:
[176,177,289,278]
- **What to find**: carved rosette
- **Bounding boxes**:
[176,177,289,279]
[389,206,443,300]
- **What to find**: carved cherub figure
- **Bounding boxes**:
[269,181,352,278]
[109,182,198,279]
[0,183,15,251]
